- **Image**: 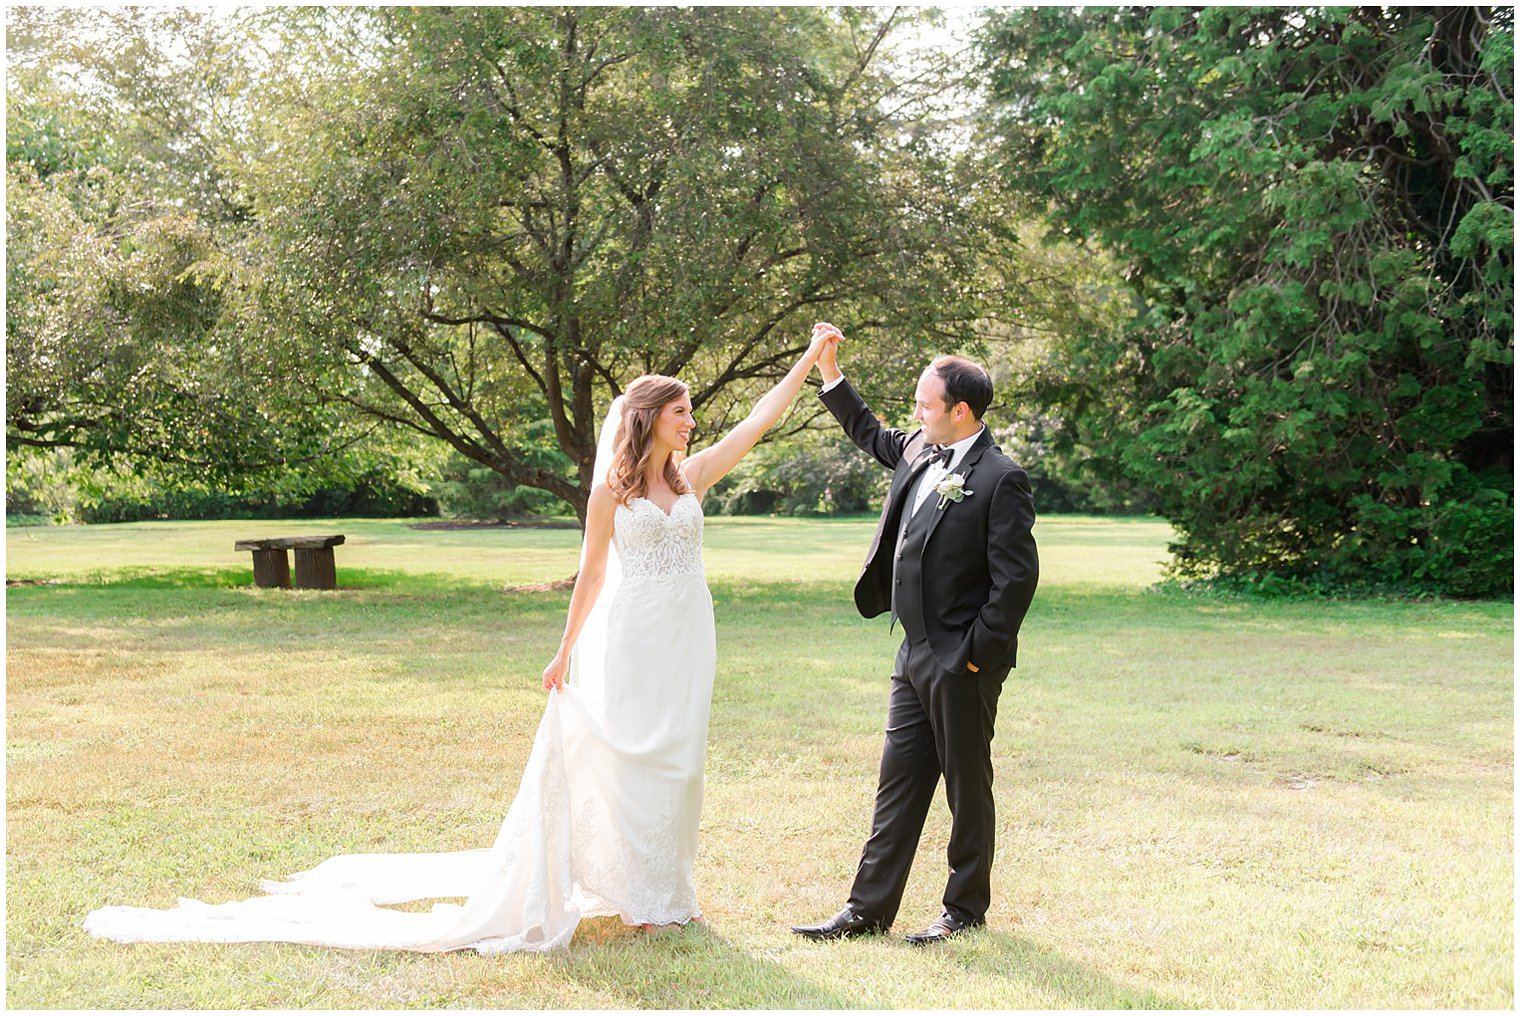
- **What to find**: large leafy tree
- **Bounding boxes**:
[245,6,988,520]
[5,8,394,487]
[982,6,1513,595]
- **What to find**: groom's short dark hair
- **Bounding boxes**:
[930,356,993,419]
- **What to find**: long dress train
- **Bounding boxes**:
[83,493,715,953]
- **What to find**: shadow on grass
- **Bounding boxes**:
[948,928,1185,1008]
[552,920,857,1008]
[550,921,1180,1008]
[5,564,1196,615]
[7,566,250,590]
[2,566,508,595]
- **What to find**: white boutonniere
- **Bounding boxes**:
[933,471,973,509]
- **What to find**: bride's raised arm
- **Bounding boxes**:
[682,330,834,495]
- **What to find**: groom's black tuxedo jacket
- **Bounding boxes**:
[821,378,1039,674]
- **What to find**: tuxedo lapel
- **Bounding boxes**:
[857,429,993,622]
[871,435,934,549]
[886,434,934,512]
[921,428,995,549]
[862,433,937,590]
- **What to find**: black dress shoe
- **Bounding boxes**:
[790,907,886,941]
[904,912,983,945]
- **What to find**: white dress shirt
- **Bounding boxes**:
[907,425,984,516]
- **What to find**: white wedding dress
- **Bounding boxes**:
[84,492,716,953]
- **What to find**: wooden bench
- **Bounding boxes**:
[234,535,345,590]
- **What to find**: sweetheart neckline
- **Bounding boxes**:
[628,492,696,519]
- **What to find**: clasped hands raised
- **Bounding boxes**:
[809,322,844,367]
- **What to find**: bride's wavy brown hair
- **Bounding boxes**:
[606,374,694,508]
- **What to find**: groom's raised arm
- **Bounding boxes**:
[815,329,911,471]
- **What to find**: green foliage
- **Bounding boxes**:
[990,419,1157,516]
[5,447,439,525]
[5,449,82,524]
[6,8,1118,525]
[4,9,386,489]
[429,463,562,522]
[982,7,1514,597]
[72,479,435,525]
[240,7,986,517]
[955,210,1148,515]
[706,427,889,516]
[428,418,571,521]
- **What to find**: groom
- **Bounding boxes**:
[793,324,1039,945]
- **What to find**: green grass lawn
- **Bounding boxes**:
[6,515,1512,1008]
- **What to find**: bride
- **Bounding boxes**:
[84,329,838,953]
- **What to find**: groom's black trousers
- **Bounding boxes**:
[848,635,1009,929]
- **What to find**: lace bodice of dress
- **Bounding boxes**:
[614,494,705,580]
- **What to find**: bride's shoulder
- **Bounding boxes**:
[588,483,620,517]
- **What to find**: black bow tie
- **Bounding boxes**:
[923,444,953,468]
